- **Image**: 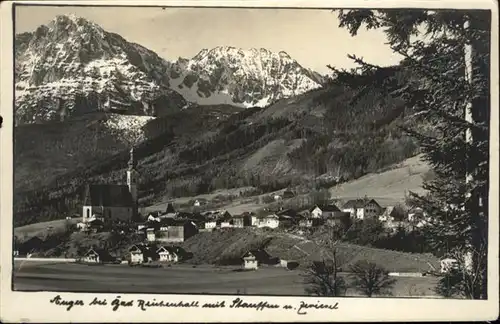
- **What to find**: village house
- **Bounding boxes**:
[325,212,351,227]
[277,215,294,228]
[232,215,245,228]
[298,217,313,228]
[76,221,87,231]
[82,148,139,223]
[275,208,298,228]
[156,246,179,263]
[256,213,280,229]
[440,258,459,273]
[310,205,343,219]
[146,228,156,242]
[220,219,233,228]
[82,248,114,264]
[162,203,176,218]
[276,208,298,217]
[242,251,258,270]
[147,212,162,222]
[379,206,407,222]
[245,212,258,226]
[153,220,199,243]
[241,249,277,270]
[204,219,217,230]
[342,199,383,220]
[408,207,425,222]
[129,244,157,264]
[79,218,104,233]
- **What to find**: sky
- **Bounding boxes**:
[14,5,403,74]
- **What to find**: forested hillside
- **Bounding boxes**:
[14,66,422,226]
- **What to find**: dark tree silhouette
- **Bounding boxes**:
[349,260,396,297]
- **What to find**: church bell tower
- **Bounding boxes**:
[127,148,139,211]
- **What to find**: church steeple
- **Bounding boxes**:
[128,147,137,171]
[127,147,139,215]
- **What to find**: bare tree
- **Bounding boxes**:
[303,258,347,296]
[435,244,487,299]
[302,222,351,296]
[349,260,396,297]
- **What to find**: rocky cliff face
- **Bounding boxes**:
[14,15,187,125]
[168,46,323,107]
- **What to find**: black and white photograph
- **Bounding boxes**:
[0,0,498,322]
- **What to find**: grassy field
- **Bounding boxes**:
[13,261,440,297]
[14,218,82,242]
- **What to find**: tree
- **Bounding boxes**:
[334,9,490,299]
[303,259,347,297]
[349,260,396,297]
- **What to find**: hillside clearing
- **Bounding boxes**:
[145,154,430,214]
[329,154,429,205]
[14,218,81,242]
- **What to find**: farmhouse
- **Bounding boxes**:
[342,199,383,220]
[82,248,114,263]
[82,148,139,223]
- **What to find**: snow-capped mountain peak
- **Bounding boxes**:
[15,16,325,125]
[15,15,186,124]
[169,46,323,107]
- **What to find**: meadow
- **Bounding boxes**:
[13,261,440,297]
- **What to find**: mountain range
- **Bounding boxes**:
[14,15,324,125]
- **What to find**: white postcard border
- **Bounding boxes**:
[1,0,498,322]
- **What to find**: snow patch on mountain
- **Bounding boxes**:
[103,114,155,144]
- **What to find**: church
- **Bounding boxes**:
[82,148,139,223]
